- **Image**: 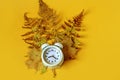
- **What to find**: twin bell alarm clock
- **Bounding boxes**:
[41,43,64,68]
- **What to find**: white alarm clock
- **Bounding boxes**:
[41,43,64,68]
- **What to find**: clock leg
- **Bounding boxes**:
[52,68,56,78]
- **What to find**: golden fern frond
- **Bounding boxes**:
[57,10,86,60]
[22,0,62,74]
[38,0,61,27]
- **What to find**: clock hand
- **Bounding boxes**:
[48,55,57,60]
[53,56,57,59]
[48,55,54,58]
[48,56,52,58]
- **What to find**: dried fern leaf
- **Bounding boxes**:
[26,49,42,70]
[58,10,86,60]
[22,26,32,29]
[24,40,39,49]
[38,0,61,26]
[38,0,54,19]
[64,21,72,28]
[21,31,34,36]
[23,35,34,41]
[73,9,85,27]
[28,46,34,49]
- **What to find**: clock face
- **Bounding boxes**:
[43,47,61,65]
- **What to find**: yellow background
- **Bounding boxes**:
[0,0,120,80]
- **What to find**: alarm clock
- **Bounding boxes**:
[41,43,64,68]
